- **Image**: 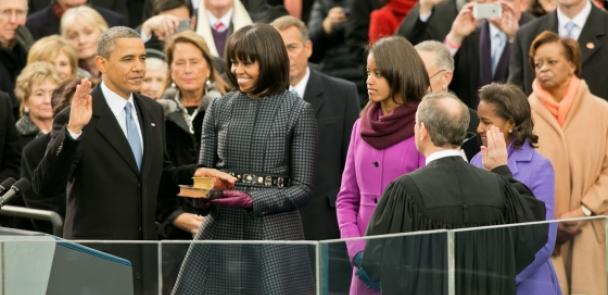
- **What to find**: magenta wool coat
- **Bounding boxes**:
[336,119,424,295]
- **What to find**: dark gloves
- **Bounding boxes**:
[209,190,253,208]
[353,251,380,289]
[187,189,252,209]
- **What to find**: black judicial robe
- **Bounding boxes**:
[361,156,547,295]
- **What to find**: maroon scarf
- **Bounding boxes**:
[360,100,419,149]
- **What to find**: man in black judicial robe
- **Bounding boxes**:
[359,92,548,294]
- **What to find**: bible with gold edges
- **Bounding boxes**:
[178,176,214,199]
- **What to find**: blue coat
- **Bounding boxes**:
[471,140,560,294]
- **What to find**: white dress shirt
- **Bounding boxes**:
[289,67,310,99]
[67,83,145,154]
[557,0,592,40]
[207,9,233,32]
[425,149,467,165]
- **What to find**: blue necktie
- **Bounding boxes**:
[491,32,506,76]
[564,21,577,39]
[124,102,142,170]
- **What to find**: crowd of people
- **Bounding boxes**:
[0,0,607,294]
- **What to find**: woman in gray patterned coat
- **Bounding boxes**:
[172,23,318,295]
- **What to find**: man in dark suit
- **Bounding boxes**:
[509,0,608,100]
[442,0,533,108]
[32,26,227,294]
[396,0,460,45]
[26,0,128,40]
[272,16,360,240]
[358,92,547,293]
[0,91,20,182]
[0,0,31,115]
[415,40,480,161]
[245,0,315,23]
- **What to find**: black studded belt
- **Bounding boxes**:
[226,172,290,188]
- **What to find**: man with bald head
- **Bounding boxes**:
[358,92,548,293]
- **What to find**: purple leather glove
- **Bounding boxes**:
[185,189,224,209]
[209,190,253,208]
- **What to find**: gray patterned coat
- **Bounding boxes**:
[172,90,318,295]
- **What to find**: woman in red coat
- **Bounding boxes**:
[369,0,416,44]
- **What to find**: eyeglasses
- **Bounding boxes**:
[429,69,447,80]
[0,9,28,21]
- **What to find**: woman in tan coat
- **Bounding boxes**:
[528,31,608,295]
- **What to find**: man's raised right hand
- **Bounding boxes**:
[66,79,93,135]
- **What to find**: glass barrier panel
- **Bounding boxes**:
[73,240,159,295]
[448,217,608,295]
[160,240,318,295]
[319,229,450,295]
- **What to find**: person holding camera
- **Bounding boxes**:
[140,0,196,52]
[443,0,534,108]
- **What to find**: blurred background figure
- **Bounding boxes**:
[509,0,608,101]
[0,90,20,183]
[14,62,60,149]
[195,0,252,57]
[527,0,557,16]
[308,0,366,104]
[27,35,79,80]
[415,40,480,160]
[470,83,559,295]
[156,30,228,239]
[140,0,196,52]
[60,5,108,79]
[0,0,32,115]
[26,0,126,40]
[368,0,416,44]
[141,48,168,100]
[4,61,60,230]
[336,36,427,295]
[528,31,608,295]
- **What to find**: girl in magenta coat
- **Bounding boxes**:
[336,36,429,295]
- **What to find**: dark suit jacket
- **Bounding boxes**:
[26,4,128,40]
[299,68,360,240]
[451,14,534,108]
[90,0,130,24]
[396,0,457,45]
[0,92,20,181]
[33,86,191,240]
[509,5,608,99]
[252,0,315,23]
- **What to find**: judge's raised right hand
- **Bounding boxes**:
[481,126,508,170]
[67,79,93,134]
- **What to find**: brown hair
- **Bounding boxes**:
[365,36,429,112]
[478,83,539,149]
[529,30,581,77]
[51,78,80,117]
[164,30,227,94]
[27,35,79,77]
[225,23,289,97]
